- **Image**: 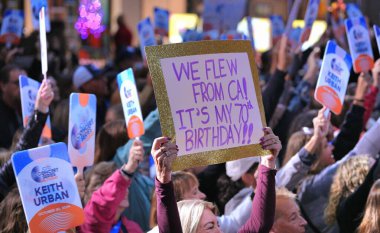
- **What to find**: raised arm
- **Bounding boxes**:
[0,79,53,201]
[238,127,280,233]
[332,73,369,161]
[262,36,290,123]
[276,107,329,190]
[15,79,54,151]
[81,140,143,232]
[153,137,183,233]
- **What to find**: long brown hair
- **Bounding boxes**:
[0,186,28,233]
[94,120,129,164]
[357,180,380,233]
[84,161,117,204]
[324,155,371,225]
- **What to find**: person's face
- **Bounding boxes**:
[182,183,206,200]
[196,208,221,233]
[318,137,335,167]
[1,69,26,102]
[105,109,117,123]
[272,198,307,233]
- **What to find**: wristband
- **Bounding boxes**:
[120,168,134,178]
[354,98,364,102]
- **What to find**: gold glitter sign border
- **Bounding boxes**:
[146,40,270,171]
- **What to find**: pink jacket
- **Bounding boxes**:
[79,170,143,233]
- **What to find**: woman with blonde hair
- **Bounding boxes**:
[324,155,371,225]
[149,171,206,229]
[152,127,282,233]
[324,155,380,233]
[357,179,380,233]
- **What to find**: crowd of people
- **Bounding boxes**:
[1,8,380,233]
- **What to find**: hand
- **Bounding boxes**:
[151,137,178,183]
[260,127,282,169]
[371,59,380,88]
[353,72,371,105]
[312,106,330,139]
[75,173,85,199]
[35,79,54,113]
[277,36,292,72]
[122,140,144,174]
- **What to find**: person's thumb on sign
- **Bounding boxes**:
[259,127,282,169]
[151,137,178,184]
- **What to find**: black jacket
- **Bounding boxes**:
[0,110,48,201]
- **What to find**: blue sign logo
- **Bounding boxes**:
[331,58,343,75]
[31,165,58,183]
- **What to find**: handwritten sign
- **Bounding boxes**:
[346,3,363,19]
[12,143,84,233]
[0,9,24,46]
[203,0,247,32]
[374,25,380,53]
[146,40,268,170]
[345,16,374,73]
[117,68,145,138]
[31,0,51,32]
[154,7,169,37]
[300,0,320,43]
[270,15,285,45]
[68,93,96,174]
[137,17,156,60]
[315,40,352,115]
[19,76,52,140]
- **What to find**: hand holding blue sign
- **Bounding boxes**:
[19,76,52,140]
[121,140,145,175]
[35,79,54,113]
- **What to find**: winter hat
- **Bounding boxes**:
[226,156,260,181]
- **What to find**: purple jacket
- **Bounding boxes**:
[155,164,276,233]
